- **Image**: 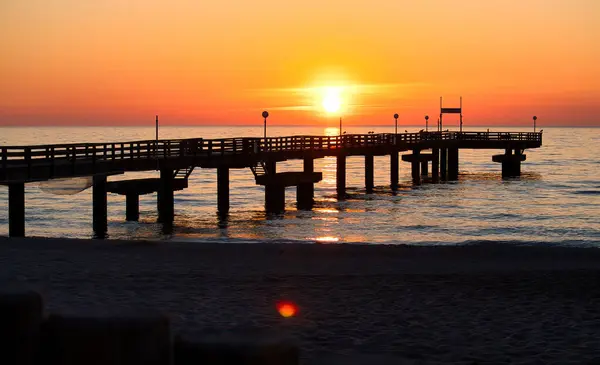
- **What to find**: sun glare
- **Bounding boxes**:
[321,87,342,114]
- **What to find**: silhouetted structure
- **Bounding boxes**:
[0,131,542,237]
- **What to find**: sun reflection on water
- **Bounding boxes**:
[313,236,340,243]
[314,208,339,214]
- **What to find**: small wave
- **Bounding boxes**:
[164,236,600,249]
[572,190,600,195]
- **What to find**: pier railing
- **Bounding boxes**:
[1,131,542,170]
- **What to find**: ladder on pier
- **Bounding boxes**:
[173,166,195,180]
[250,161,269,178]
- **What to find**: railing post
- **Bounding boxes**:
[25,148,31,179]
[1,147,6,170]
[49,146,55,176]
[71,146,76,173]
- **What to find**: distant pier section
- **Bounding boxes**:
[0,131,542,238]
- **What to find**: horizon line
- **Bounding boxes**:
[0,124,595,128]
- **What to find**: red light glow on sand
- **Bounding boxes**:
[276,301,298,318]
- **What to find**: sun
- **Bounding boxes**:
[321,87,342,114]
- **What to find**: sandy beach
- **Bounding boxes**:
[2,237,600,364]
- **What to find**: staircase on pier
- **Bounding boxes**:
[250,161,269,179]
[173,166,195,180]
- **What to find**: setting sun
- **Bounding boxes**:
[321,87,343,114]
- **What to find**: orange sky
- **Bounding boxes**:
[1,0,599,126]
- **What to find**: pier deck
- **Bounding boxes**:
[0,131,542,238]
[0,131,540,183]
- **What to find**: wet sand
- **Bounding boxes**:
[2,237,600,364]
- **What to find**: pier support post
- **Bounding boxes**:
[125,194,139,221]
[297,157,315,210]
[92,175,107,238]
[390,152,399,191]
[440,148,448,180]
[502,161,520,177]
[494,148,525,178]
[336,154,346,199]
[432,148,440,182]
[421,160,429,177]
[411,150,421,185]
[217,167,229,215]
[296,184,313,210]
[448,148,459,180]
[365,154,374,193]
[265,184,285,213]
[158,168,174,224]
[266,161,276,175]
[512,149,523,176]
[8,182,25,237]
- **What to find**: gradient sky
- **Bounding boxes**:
[1,0,599,126]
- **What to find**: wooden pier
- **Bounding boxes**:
[0,131,542,238]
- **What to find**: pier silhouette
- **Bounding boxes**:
[1,131,542,238]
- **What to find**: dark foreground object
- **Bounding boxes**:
[0,290,43,365]
[0,289,298,365]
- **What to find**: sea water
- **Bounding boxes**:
[0,126,599,246]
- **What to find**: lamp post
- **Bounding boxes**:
[155,115,159,142]
[155,115,159,170]
[533,115,537,132]
[394,113,399,134]
[425,115,429,132]
[262,111,269,140]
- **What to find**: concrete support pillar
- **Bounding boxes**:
[448,148,459,180]
[265,161,276,175]
[365,154,374,193]
[92,175,107,238]
[265,184,285,213]
[217,167,229,215]
[125,194,139,221]
[513,149,523,176]
[297,157,315,210]
[157,169,174,224]
[336,154,346,199]
[297,185,313,210]
[304,156,314,173]
[440,148,448,180]
[8,182,25,237]
[421,161,429,177]
[390,152,399,191]
[502,161,520,177]
[432,148,440,182]
[500,148,522,177]
[411,150,421,185]
[411,162,420,185]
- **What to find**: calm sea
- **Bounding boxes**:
[1,126,599,246]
